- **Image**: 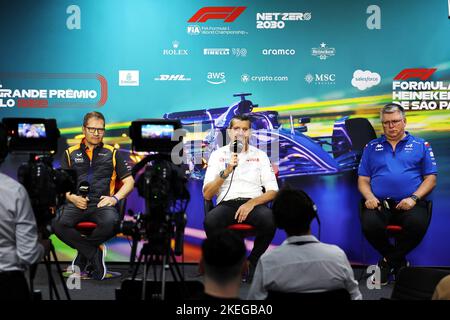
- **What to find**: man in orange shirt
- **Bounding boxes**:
[53,112,134,280]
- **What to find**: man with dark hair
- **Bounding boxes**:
[247,188,362,300]
[203,115,278,281]
[0,122,44,300]
[358,103,437,285]
[199,229,246,300]
[53,111,134,280]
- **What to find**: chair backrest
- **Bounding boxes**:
[266,288,351,301]
[391,267,450,300]
[344,118,377,152]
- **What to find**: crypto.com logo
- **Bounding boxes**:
[0,73,107,108]
[188,6,246,23]
[394,68,437,81]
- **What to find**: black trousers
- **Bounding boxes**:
[360,201,430,267]
[203,199,276,267]
[53,203,119,259]
[0,271,31,301]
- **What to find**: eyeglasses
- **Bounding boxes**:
[382,119,403,127]
[85,126,105,134]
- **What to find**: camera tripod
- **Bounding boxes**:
[129,232,187,301]
[29,234,71,300]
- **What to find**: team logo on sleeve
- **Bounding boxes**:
[404,143,414,152]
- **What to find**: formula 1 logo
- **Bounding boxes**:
[188,6,246,23]
[394,68,437,81]
[392,68,450,111]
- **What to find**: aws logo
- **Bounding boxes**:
[207,72,226,85]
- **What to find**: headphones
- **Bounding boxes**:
[296,189,321,236]
[274,188,322,240]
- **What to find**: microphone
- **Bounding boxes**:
[230,139,244,153]
[78,181,90,198]
[230,139,244,171]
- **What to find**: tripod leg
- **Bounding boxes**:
[170,250,184,282]
[132,251,144,280]
[169,250,189,298]
[161,254,168,301]
[128,236,139,276]
[50,244,71,300]
[141,254,149,300]
[43,254,60,300]
[29,264,37,300]
[152,254,158,281]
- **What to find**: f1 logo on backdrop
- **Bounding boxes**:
[188,6,246,23]
[394,68,437,81]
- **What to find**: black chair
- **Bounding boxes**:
[266,288,351,301]
[390,267,450,300]
[343,118,377,152]
[332,117,377,159]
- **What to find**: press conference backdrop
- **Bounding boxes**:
[1,0,450,266]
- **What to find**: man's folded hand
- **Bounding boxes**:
[97,196,118,208]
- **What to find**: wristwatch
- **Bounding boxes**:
[410,194,419,202]
[219,170,229,179]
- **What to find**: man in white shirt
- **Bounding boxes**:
[0,123,44,300]
[203,115,279,280]
[247,188,362,300]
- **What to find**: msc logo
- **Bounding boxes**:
[188,6,247,23]
[394,68,437,81]
[305,73,336,84]
[207,72,226,85]
[154,74,191,81]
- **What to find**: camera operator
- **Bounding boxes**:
[53,112,134,280]
[0,122,44,300]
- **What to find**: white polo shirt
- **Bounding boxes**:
[203,144,279,202]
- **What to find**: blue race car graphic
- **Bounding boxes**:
[164,93,375,179]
